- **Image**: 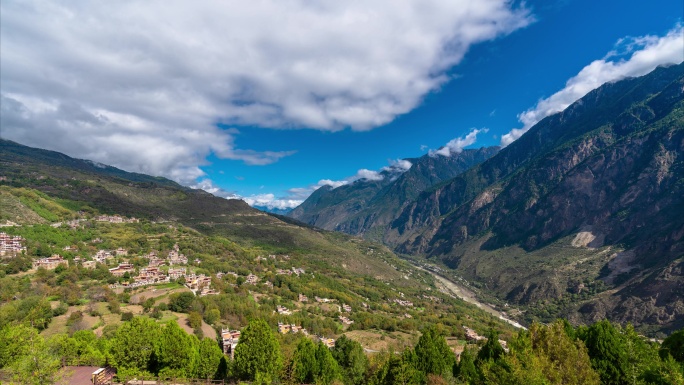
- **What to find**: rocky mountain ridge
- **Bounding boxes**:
[291,63,684,332]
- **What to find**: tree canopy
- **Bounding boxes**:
[233,318,283,382]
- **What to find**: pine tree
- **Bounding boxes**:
[292,337,318,384]
[476,329,505,363]
[110,316,161,373]
[454,346,477,383]
[332,335,369,385]
[315,341,342,385]
[414,325,455,377]
[234,318,283,382]
[577,320,628,385]
[156,321,199,378]
[195,337,223,379]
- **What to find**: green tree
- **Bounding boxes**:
[660,328,684,363]
[110,316,161,373]
[156,321,198,378]
[205,308,221,325]
[454,346,477,383]
[196,337,223,379]
[168,291,195,313]
[389,348,423,385]
[332,335,369,385]
[315,341,342,385]
[234,319,283,382]
[577,320,628,385]
[641,354,684,385]
[292,337,318,384]
[0,324,40,368]
[188,311,203,330]
[414,325,455,376]
[476,329,505,363]
[16,296,53,330]
[142,297,156,313]
[7,329,62,385]
[524,320,600,385]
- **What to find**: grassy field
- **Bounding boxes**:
[344,329,419,352]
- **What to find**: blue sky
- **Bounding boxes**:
[202,0,683,207]
[1,0,682,209]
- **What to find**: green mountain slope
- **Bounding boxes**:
[0,139,517,340]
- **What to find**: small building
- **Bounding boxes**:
[221,329,241,358]
[109,263,135,277]
[33,255,68,270]
[276,305,292,315]
[245,274,259,285]
[0,232,27,256]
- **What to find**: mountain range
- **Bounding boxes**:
[290,63,684,333]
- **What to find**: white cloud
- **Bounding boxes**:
[383,159,413,173]
[0,0,530,184]
[429,128,487,157]
[252,157,415,209]
[241,194,304,211]
[501,25,684,147]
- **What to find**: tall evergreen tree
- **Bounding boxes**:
[234,319,283,382]
[332,335,369,385]
[454,346,477,383]
[414,325,455,377]
[577,320,628,385]
[476,329,505,363]
[390,348,424,385]
[195,337,223,379]
[315,341,342,385]
[110,316,161,374]
[156,321,199,378]
[291,337,318,384]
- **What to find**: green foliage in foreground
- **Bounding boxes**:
[0,317,683,384]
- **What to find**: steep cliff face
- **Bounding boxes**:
[289,146,498,239]
[388,63,684,331]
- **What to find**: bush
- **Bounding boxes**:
[121,312,134,322]
[67,311,83,326]
[53,302,68,317]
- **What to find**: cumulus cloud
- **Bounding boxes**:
[0,0,530,183]
[241,194,304,211]
[429,128,487,157]
[500,25,684,147]
[383,159,413,173]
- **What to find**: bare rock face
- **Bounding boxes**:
[388,63,684,332]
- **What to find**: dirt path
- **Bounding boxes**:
[413,264,526,329]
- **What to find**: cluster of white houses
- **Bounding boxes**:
[393,298,414,307]
[95,215,139,223]
[33,255,69,270]
[0,232,26,256]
